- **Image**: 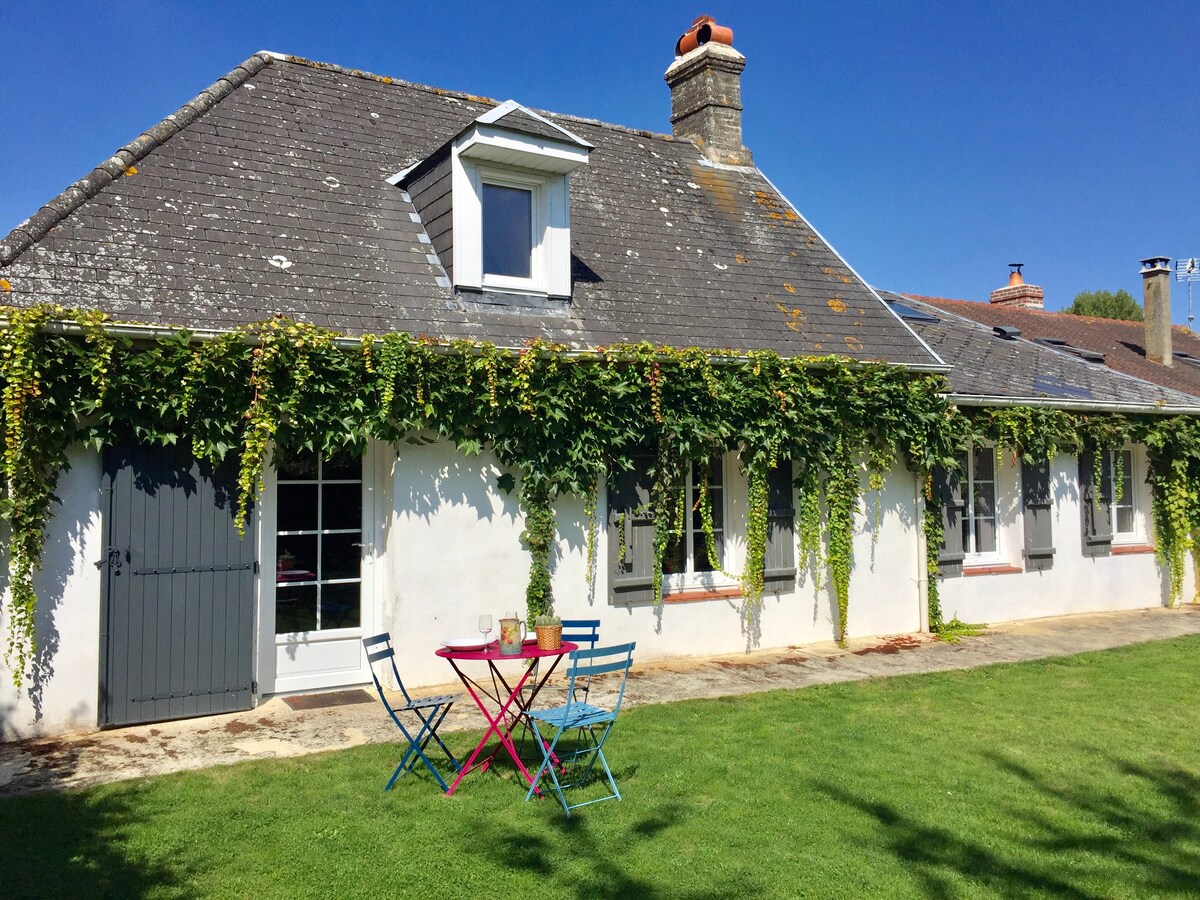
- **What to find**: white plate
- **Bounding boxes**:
[442,638,487,651]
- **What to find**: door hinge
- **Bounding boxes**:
[251,679,258,694]
[253,560,260,575]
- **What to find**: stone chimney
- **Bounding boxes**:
[664,15,751,166]
[989,263,1044,309]
[1141,256,1173,366]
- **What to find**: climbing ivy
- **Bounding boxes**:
[2,305,1200,686]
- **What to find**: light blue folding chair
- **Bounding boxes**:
[516,618,603,760]
[363,632,461,793]
[523,642,636,816]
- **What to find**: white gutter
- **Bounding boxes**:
[950,394,1200,415]
[8,318,952,370]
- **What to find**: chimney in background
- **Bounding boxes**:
[665,15,751,165]
[989,263,1045,309]
[1141,256,1173,366]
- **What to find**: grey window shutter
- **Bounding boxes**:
[1021,458,1055,571]
[763,461,797,592]
[1079,451,1113,557]
[608,453,657,605]
[933,464,965,578]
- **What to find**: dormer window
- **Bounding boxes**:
[393,100,591,301]
[482,182,533,280]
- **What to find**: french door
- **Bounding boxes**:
[260,446,376,693]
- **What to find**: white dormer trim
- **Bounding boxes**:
[457,124,590,175]
[475,100,594,149]
[451,121,586,298]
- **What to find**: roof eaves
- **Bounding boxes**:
[0,51,276,268]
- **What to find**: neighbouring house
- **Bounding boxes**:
[911,263,1200,400]
[878,291,1200,625]
[1,19,1198,739]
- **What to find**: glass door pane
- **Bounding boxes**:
[275,451,362,634]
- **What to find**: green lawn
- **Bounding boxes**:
[4,637,1200,899]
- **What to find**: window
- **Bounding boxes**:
[607,453,795,604]
[482,183,533,279]
[1112,448,1136,540]
[663,457,725,582]
[275,451,363,634]
[958,447,999,559]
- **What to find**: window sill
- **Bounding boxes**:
[662,586,742,604]
[1112,543,1155,555]
[963,564,1024,577]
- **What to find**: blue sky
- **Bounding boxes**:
[3,1,1197,321]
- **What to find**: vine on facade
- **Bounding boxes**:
[2,305,1199,687]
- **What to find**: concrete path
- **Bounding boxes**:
[3,605,1199,797]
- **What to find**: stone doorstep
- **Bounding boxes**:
[2,605,1199,797]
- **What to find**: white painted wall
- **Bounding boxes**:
[938,447,1185,624]
[6,439,1187,738]
[0,447,104,739]
[382,440,923,691]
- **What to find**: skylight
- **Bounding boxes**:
[1033,374,1093,400]
[886,300,940,323]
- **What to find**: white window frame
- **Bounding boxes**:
[961,446,1003,564]
[1111,447,1139,543]
[663,455,733,592]
[476,168,547,294]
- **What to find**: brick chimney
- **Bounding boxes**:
[1141,256,1173,366]
[989,263,1044,309]
[664,15,751,165]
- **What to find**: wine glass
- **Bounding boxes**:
[478,614,493,646]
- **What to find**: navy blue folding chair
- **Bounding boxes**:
[560,619,601,700]
[362,632,461,793]
[523,642,636,816]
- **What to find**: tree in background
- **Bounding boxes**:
[1064,289,1144,321]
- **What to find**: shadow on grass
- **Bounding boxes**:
[0,787,187,898]
[462,797,756,898]
[812,749,1200,898]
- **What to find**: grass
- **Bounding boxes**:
[4,637,1200,898]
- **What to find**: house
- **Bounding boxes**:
[2,18,1198,739]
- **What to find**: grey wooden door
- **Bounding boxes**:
[100,443,256,727]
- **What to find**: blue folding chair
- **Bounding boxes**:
[560,619,602,700]
[523,642,636,816]
[516,618,603,759]
[362,632,461,793]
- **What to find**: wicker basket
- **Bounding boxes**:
[535,624,562,651]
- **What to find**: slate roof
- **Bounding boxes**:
[878,292,1200,411]
[0,52,941,367]
[912,295,1200,399]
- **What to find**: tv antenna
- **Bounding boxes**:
[1177,258,1200,327]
